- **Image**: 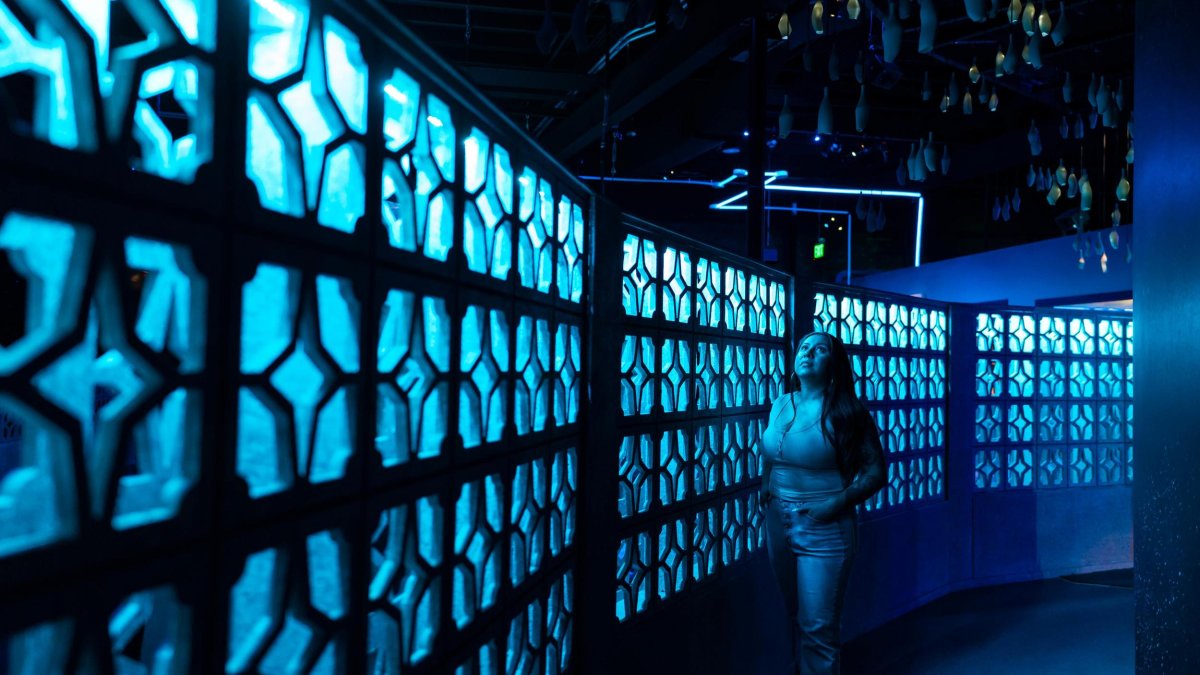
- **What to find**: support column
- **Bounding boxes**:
[1133,3,1200,672]
[746,3,766,261]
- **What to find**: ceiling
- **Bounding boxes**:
[383,0,1136,276]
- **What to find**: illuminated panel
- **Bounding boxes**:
[247,2,366,229]
[0,3,590,675]
[377,288,450,467]
[622,234,657,318]
[814,285,949,512]
[0,211,206,556]
[463,128,513,280]
[614,220,790,620]
[237,263,358,498]
[227,528,350,673]
[0,0,217,180]
[973,309,1133,490]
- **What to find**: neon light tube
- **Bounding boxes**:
[710,185,925,267]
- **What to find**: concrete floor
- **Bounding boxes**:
[842,569,1134,675]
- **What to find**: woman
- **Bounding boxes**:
[760,331,887,674]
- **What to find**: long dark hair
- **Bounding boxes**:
[779,331,872,478]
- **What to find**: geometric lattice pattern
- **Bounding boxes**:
[227,528,351,673]
[614,218,789,620]
[972,309,1133,490]
[812,285,949,513]
[246,0,367,230]
[237,263,359,498]
[0,2,588,673]
[367,460,574,673]
[0,212,206,555]
[379,30,585,285]
[616,491,765,622]
[0,579,194,673]
[0,0,216,177]
[454,570,574,675]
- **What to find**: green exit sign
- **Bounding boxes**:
[814,242,825,259]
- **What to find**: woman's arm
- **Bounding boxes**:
[834,412,887,510]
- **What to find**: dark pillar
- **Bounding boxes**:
[746,4,766,261]
[1133,4,1200,672]
[578,196,623,674]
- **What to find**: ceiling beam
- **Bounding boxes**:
[404,19,542,35]
[386,0,575,19]
[462,65,592,92]
[539,1,751,160]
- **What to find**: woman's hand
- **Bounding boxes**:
[803,495,845,523]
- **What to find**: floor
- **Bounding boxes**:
[841,569,1134,675]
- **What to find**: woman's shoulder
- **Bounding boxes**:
[770,392,795,410]
[766,392,794,422]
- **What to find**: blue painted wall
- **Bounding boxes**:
[857,225,1133,306]
[840,298,1133,642]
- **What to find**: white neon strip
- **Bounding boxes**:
[710,189,747,209]
[762,184,922,198]
[717,169,788,188]
[576,175,719,187]
[710,184,924,268]
[847,210,853,285]
[915,197,925,267]
[716,205,849,213]
[710,185,922,210]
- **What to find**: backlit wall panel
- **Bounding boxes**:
[614,217,790,622]
[812,284,949,514]
[972,309,1134,490]
[0,1,586,672]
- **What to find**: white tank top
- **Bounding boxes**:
[762,404,843,498]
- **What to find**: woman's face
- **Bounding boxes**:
[795,333,833,382]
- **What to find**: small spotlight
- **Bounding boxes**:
[813,134,821,142]
[850,151,857,157]
[838,226,844,231]
[742,130,750,137]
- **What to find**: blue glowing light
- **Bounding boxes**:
[710,182,926,267]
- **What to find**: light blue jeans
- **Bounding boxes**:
[765,489,858,675]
